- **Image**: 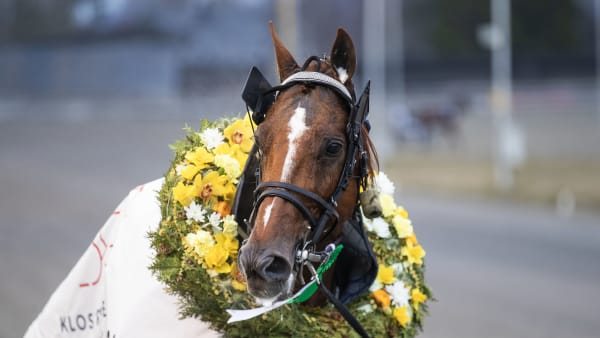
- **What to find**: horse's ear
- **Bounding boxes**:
[330,28,356,84]
[270,21,299,81]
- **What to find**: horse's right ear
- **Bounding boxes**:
[270,21,299,81]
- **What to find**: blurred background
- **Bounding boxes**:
[1,0,599,337]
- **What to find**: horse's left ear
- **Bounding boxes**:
[270,21,299,82]
[330,28,356,84]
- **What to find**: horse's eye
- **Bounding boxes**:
[325,140,343,156]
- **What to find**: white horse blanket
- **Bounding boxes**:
[24,179,219,338]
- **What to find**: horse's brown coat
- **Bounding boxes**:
[238,23,376,305]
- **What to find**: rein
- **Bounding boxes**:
[239,59,372,337]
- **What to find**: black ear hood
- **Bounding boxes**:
[241,67,276,125]
[334,209,378,304]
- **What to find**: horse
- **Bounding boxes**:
[235,23,379,336]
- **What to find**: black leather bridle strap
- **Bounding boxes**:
[254,188,318,227]
[257,181,340,221]
[327,82,370,205]
[253,181,341,241]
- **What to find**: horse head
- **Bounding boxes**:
[238,23,377,306]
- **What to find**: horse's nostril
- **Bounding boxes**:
[259,254,291,281]
[239,246,292,285]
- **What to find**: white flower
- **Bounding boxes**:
[207,212,222,232]
[392,263,404,276]
[199,127,224,150]
[371,217,391,238]
[375,171,395,196]
[369,280,383,292]
[184,201,206,223]
[363,213,373,232]
[357,304,374,313]
[386,281,410,307]
[214,154,241,181]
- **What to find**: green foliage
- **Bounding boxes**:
[148,118,432,337]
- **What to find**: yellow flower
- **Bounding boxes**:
[392,215,413,238]
[393,306,411,327]
[204,244,231,274]
[406,232,419,246]
[214,154,242,181]
[230,262,247,291]
[173,182,198,207]
[371,289,391,308]
[376,264,395,285]
[224,117,254,153]
[380,194,396,218]
[395,205,409,219]
[223,183,237,203]
[185,147,214,169]
[214,142,249,168]
[411,289,427,311]
[214,232,239,256]
[401,242,426,266]
[180,165,201,181]
[231,279,247,291]
[184,230,215,258]
[222,215,238,237]
[193,171,232,205]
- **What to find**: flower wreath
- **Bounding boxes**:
[149,116,432,337]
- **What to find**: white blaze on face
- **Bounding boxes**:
[280,104,308,182]
[262,201,274,229]
[261,104,308,230]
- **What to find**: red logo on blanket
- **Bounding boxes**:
[79,232,113,288]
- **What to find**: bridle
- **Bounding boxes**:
[241,56,370,253]
[239,57,372,337]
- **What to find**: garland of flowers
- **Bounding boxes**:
[149,115,432,337]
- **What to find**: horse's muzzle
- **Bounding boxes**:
[238,244,294,301]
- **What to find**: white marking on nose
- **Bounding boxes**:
[280,105,308,182]
[262,201,274,229]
